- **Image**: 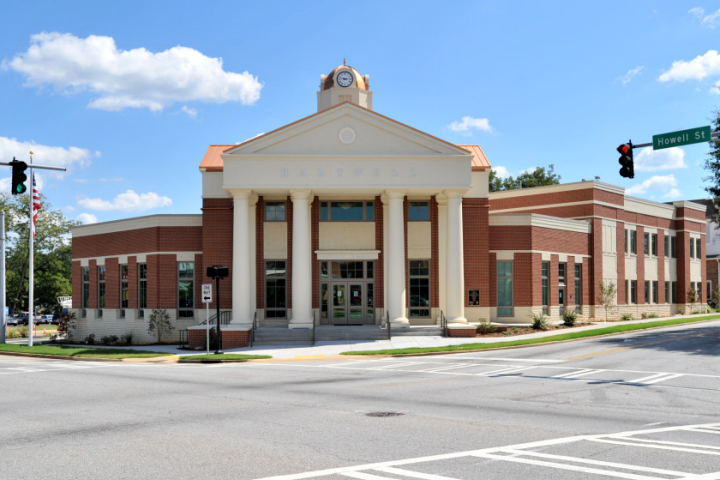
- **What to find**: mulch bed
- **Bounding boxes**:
[476,322,594,337]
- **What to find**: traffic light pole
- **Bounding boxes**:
[0,162,67,172]
[630,131,720,149]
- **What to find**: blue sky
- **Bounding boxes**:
[1,1,719,224]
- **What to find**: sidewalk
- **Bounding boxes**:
[81,314,719,360]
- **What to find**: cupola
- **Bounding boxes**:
[317,60,373,112]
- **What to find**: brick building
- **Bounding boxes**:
[71,63,707,345]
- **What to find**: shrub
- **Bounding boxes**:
[477,318,499,334]
[647,313,659,318]
[6,328,19,339]
[18,327,29,338]
[84,333,95,345]
[531,312,549,331]
[121,332,134,346]
[148,309,175,344]
[641,312,648,319]
[562,309,577,327]
[621,313,633,321]
[57,311,77,340]
[692,310,700,315]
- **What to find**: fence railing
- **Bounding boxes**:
[440,310,447,337]
[197,310,233,326]
[250,312,257,348]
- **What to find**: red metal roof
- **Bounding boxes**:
[199,144,234,172]
[457,144,491,171]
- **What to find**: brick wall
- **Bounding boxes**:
[514,253,540,306]
[590,219,603,308]
[489,253,497,306]
[708,259,718,300]
[128,256,138,309]
[550,255,559,308]
[88,259,98,309]
[677,232,690,304]
[157,254,177,309]
[636,226,645,304]
[463,198,490,307]
[105,258,119,309]
[658,229,666,304]
[202,198,233,309]
[617,222,625,305]
[73,226,201,259]
[72,261,81,308]
[567,256,576,307]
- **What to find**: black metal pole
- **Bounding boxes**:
[215,275,223,354]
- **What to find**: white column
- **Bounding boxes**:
[445,191,467,324]
[231,190,252,325]
[436,194,448,315]
[387,190,409,325]
[289,190,313,328]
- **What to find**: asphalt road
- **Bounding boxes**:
[1,321,720,480]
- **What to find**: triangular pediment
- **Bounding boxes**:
[224,103,469,159]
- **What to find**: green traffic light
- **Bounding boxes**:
[16,184,26,194]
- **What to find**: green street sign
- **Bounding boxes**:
[653,126,711,150]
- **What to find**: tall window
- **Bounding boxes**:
[541,262,549,315]
[671,236,676,258]
[98,266,106,309]
[409,202,430,221]
[644,281,650,304]
[138,264,147,317]
[665,281,670,304]
[652,281,658,304]
[630,280,637,304]
[409,260,430,318]
[624,229,628,253]
[320,201,374,221]
[120,265,128,317]
[574,264,582,309]
[265,261,287,318]
[630,230,637,254]
[178,262,194,318]
[265,201,286,221]
[644,233,649,256]
[695,238,702,259]
[651,234,658,256]
[82,267,89,316]
[664,236,669,257]
[671,281,677,303]
[497,261,513,316]
[690,238,695,259]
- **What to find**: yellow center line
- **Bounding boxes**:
[563,331,713,361]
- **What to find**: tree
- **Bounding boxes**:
[687,287,700,313]
[148,309,175,343]
[596,281,617,322]
[703,108,720,225]
[489,164,562,192]
[1,192,78,314]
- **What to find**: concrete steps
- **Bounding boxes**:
[251,325,443,345]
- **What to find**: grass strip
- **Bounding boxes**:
[0,344,173,359]
[178,354,272,362]
[341,315,720,356]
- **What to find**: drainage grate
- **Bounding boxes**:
[366,412,404,417]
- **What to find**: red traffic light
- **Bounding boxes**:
[617,144,631,155]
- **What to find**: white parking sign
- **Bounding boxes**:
[202,284,212,303]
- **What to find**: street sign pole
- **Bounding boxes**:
[202,284,212,355]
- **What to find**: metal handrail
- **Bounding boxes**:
[250,311,257,348]
[312,317,316,346]
[197,310,232,326]
[440,310,447,337]
[386,311,391,340]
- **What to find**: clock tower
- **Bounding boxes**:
[317,61,373,112]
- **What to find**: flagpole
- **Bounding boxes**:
[28,153,34,347]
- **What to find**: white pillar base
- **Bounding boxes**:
[288,322,313,329]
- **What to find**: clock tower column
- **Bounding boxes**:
[317,62,373,112]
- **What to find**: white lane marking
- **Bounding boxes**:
[420,363,477,373]
[501,448,691,476]
[563,369,606,379]
[369,362,423,371]
[472,452,671,480]
[589,438,720,455]
[323,360,383,368]
[688,428,720,435]
[642,373,684,385]
[251,422,720,480]
[374,466,463,480]
[341,472,394,480]
[626,372,669,384]
[607,436,720,451]
[552,368,594,378]
[485,366,534,376]
[451,355,564,363]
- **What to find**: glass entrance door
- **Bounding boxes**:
[320,261,375,325]
[348,284,363,323]
[332,284,347,323]
[331,283,364,325]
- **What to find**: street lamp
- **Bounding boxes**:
[206,265,229,354]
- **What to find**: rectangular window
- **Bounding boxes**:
[630,230,637,254]
[408,201,430,221]
[696,238,702,259]
[98,266,106,309]
[320,201,374,221]
[652,281,658,304]
[119,265,128,317]
[644,280,649,304]
[82,267,89,316]
[265,260,287,318]
[671,281,677,303]
[664,236,669,257]
[138,264,147,316]
[624,229,628,253]
[671,236,676,258]
[665,281,669,304]
[630,280,637,304]
[690,238,695,259]
[541,262,549,315]
[574,264,582,309]
[409,260,430,318]
[178,262,194,318]
[651,234,657,256]
[625,280,629,305]
[644,232,649,256]
[497,261,513,316]
[265,201,286,222]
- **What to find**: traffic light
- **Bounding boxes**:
[617,143,634,179]
[10,158,28,195]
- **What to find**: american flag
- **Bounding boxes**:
[32,173,41,238]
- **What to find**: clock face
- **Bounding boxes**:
[336,71,353,87]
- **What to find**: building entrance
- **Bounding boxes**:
[320,261,375,325]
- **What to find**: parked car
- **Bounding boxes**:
[5,315,18,326]
[39,315,54,325]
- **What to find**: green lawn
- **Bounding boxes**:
[342,315,720,356]
[0,344,173,359]
[178,354,272,362]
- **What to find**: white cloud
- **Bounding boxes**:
[634,147,687,172]
[181,105,198,118]
[78,190,172,211]
[618,66,644,85]
[448,116,494,134]
[664,188,683,198]
[626,174,678,196]
[0,136,96,175]
[76,213,98,224]
[3,32,263,112]
[493,166,511,178]
[658,50,720,82]
[689,7,720,28]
